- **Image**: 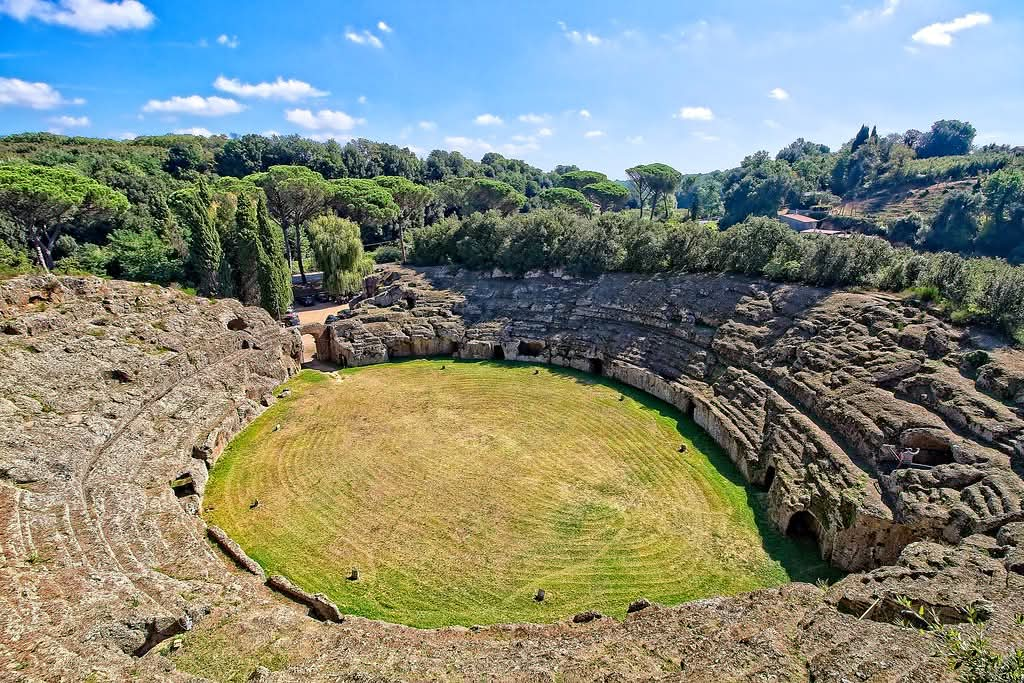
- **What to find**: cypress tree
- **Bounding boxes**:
[233,193,263,307]
[254,194,293,318]
[170,180,222,296]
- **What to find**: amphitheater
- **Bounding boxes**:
[1,265,1022,681]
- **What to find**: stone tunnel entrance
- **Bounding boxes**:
[298,323,330,365]
[785,510,824,558]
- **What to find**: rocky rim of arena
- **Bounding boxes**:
[0,267,1021,681]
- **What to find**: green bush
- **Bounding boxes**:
[407,209,1024,343]
[371,244,403,264]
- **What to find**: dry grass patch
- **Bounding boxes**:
[205,360,834,628]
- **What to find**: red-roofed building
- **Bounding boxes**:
[777,211,822,231]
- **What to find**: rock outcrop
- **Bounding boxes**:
[1,270,1022,682]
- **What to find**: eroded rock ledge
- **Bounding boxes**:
[1,271,1021,682]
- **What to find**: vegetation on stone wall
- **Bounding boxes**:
[409,210,1024,341]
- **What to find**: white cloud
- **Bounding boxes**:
[557,20,602,45]
[418,120,437,131]
[377,20,391,33]
[142,95,244,116]
[213,76,327,101]
[474,113,503,126]
[0,0,154,33]
[49,114,89,127]
[626,135,644,144]
[850,0,900,25]
[692,131,720,142]
[357,95,367,104]
[674,106,714,121]
[768,87,789,101]
[444,136,493,155]
[911,12,991,47]
[285,108,364,132]
[518,113,548,124]
[173,126,213,136]
[763,119,781,129]
[0,77,81,108]
[578,109,591,119]
[583,130,605,138]
[216,33,238,48]
[263,129,280,137]
[117,131,137,140]
[537,127,553,137]
[344,28,383,48]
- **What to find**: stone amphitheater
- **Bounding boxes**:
[1,266,1022,682]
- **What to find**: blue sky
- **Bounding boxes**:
[1,0,1022,177]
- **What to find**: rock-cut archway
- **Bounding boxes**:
[298,322,329,364]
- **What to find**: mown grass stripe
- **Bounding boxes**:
[204,360,837,628]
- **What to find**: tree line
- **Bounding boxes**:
[407,209,1024,342]
[0,122,1022,341]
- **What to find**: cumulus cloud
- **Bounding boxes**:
[0,0,154,33]
[474,113,503,126]
[557,20,602,45]
[444,136,493,154]
[345,27,383,48]
[142,95,244,116]
[518,113,548,124]
[537,127,553,137]
[49,114,89,127]
[213,76,327,101]
[0,77,82,108]
[173,126,213,136]
[117,131,137,140]
[285,108,364,132]
[357,95,367,104]
[911,12,991,47]
[578,109,591,119]
[674,106,714,121]
[768,87,789,100]
[583,130,605,138]
[216,33,239,48]
[377,20,391,33]
[418,120,437,131]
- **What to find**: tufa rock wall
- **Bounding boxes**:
[320,266,1024,572]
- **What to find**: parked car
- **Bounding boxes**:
[282,313,300,327]
[325,313,340,324]
[316,291,331,302]
[300,294,315,306]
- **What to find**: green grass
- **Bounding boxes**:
[204,360,836,629]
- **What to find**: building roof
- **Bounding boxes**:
[778,211,820,224]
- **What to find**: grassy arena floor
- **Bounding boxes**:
[204,360,837,628]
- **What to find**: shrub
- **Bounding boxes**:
[371,244,403,264]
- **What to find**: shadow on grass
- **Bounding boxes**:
[351,356,845,586]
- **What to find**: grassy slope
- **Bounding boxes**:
[204,360,836,629]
